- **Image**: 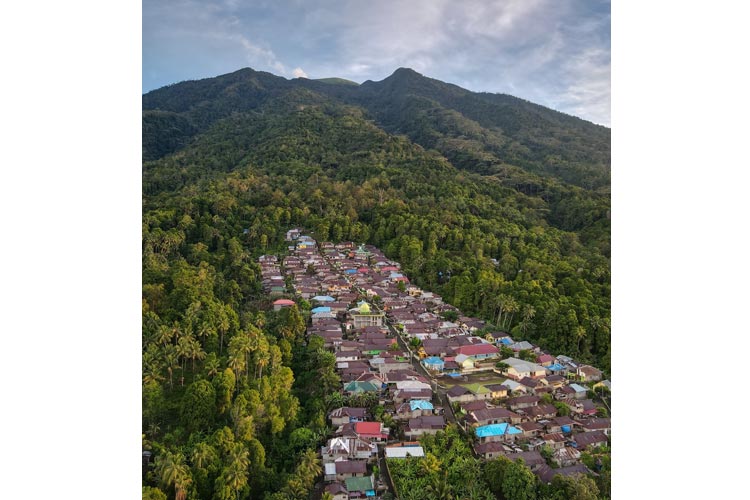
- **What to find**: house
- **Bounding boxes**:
[536,353,555,366]
[510,340,538,352]
[421,356,445,373]
[352,422,389,442]
[454,354,475,370]
[552,447,581,467]
[565,399,598,416]
[321,437,377,462]
[568,383,589,400]
[542,433,567,450]
[501,450,546,471]
[546,416,576,435]
[474,441,513,459]
[446,385,476,404]
[467,407,522,426]
[453,343,500,361]
[273,299,295,311]
[501,358,548,380]
[329,408,368,427]
[343,380,381,395]
[518,403,558,420]
[345,475,376,499]
[506,395,541,410]
[484,384,509,400]
[536,464,593,484]
[577,365,603,382]
[516,421,544,438]
[331,460,368,482]
[573,430,608,450]
[404,416,446,438]
[324,482,349,500]
[395,400,435,420]
[474,423,523,444]
[580,418,611,436]
[385,443,425,458]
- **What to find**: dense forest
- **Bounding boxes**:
[142,67,610,499]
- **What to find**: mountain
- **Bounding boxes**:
[143,67,609,190]
[142,67,611,499]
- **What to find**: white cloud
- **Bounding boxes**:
[292,67,308,78]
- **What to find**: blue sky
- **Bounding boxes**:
[143,0,611,126]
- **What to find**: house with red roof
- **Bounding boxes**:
[354,421,389,442]
[273,299,295,311]
[453,343,500,361]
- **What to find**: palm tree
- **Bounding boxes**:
[298,448,322,489]
[574,325,588,355]
[425,471,454,500]
[254,342,270,380]
[420,452,442,476]
[204,353,221,378]
[191,442,218,470]
[188,336,206,374]
[155,452,192,500]
[176,335,193,385]
[217,460,248,500]
[163,345,180,389]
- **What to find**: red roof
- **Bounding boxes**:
[455,343,499,356]
[273,299,295,305]
[537,354,554,363]
[357,268,370,273]
[355,422,382,435]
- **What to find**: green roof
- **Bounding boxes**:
[344,381,380,392]
[346,475,374,492]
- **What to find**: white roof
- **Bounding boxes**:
[325,463,336,475]
[385,446,425,458]
[396,380,431,391]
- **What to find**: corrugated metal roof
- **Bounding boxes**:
[475,423,523,438]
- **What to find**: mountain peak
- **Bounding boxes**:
[390,67,422,78]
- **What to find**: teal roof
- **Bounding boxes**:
[345,381,380,392]
[423,356,444,366]
[475,423,522,438]
[409,400,434,411]
[346,476,374,492]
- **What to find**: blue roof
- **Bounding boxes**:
[446,372,462,378]
[475,423,522,438]
[312,295,335,302]
[409,400,434,411]
[423,357,444,366]
[547,363,565,371]
[311,306,331,313]
[345,269,357,274]
[500,338,513,345]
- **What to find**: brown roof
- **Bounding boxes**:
[573,430,608,449]
[335,460,368,474]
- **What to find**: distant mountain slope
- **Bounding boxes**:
[143,67,609,190]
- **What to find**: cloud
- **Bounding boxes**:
[143,0,611,125]
[292,67,308,78]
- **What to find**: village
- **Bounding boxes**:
[258,230,611,500]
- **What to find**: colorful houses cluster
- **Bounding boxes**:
[258,233,610,496]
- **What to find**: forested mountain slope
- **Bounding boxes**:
[142,67,610,500]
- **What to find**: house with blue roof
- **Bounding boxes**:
[395,399,436,420]
[475,423,523,444]
[421,356,445,373]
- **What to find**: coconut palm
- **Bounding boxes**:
[163,345,180,389]
[191,442,218,470]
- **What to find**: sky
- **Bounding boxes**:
[143,0,611,126]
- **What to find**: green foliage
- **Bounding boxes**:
[502,459,538,500]
[142,66,609,500]
[181,379,216,433]
[388,425,494,498]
